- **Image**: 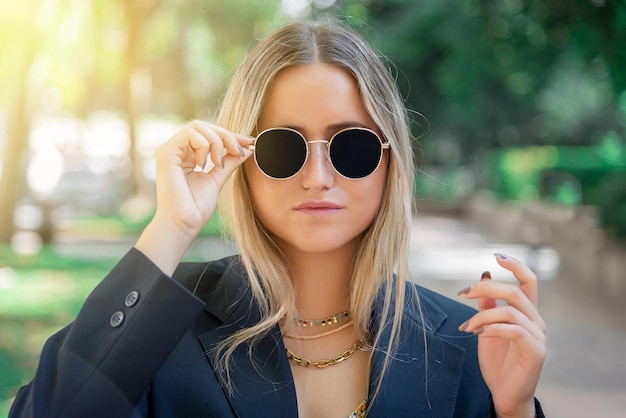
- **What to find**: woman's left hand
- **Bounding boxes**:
[458,253,546,418]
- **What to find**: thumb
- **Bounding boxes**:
[478,271,497,311]
[209,144,253,189]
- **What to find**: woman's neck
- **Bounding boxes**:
[283,243,355,318]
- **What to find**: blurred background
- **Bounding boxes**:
[1,0,625,416]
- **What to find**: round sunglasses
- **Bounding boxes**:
[246,127,390,179]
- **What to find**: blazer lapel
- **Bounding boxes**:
[367,287,465,418]
[194,260,298,418]
[189,260,465,418]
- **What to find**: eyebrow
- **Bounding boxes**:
[327,122,370,131]
[283,121,372,135]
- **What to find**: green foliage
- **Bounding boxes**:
[67,212,224,239]
[358,0,626,160]
[0,246,115,417]
[488,138,626,204]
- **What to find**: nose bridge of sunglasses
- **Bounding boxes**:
[306,139,331,162]
[307,139,329,145]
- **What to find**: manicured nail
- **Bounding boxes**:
[473,327,486,335]
[457,286,472,296]
[458,320,470,332]
[237,143,245,158]
[494,253,509,260]
[481,271,492,280]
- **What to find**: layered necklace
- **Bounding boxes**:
[293,310,350,328]
[283,310,367,368]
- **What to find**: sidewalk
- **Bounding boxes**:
[409,216,626,418]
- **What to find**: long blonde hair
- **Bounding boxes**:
[216,20,417,398]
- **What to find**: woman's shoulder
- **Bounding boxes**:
[413,283,476,317]
[171,255,245,299]
[404,282,477,340]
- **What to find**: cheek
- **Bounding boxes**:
[364,179,386,215]
[348,170,388,220]
[245,161,286,219]
[366,163,389,217]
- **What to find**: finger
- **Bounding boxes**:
[189,120,226,168]
[494,253,539,306]
[156,124,210,170]
[188,129,212,169]
[209,143,253,188]
[207,123,253,158]
[458,280,543,328]
[478,271,497,311]
[459,306,545,341]
[194,122,255,168]
[474,323,546,363]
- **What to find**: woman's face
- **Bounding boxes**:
[245,63,388,257]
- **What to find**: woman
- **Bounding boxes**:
[10,21,546,418]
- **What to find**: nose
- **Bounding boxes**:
[301,140,334,190]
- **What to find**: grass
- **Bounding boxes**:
[0,247,116,417]
[67,210,225,238]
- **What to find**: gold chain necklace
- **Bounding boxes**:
[283,320,354,340]
[285,338,365,368]
[293,310,350,327]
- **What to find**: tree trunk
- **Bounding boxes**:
[0,47,36,244]
[122,0,160,199]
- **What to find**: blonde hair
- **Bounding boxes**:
[216,20,417,398]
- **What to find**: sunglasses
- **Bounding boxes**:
[246,127,390,179]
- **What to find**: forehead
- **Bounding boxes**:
[258,63,375,132]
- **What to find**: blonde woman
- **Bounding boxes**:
[10,21,546,418]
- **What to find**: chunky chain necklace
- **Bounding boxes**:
[283,320,354,340]
[285,338,365,368]
[293,310,350,327]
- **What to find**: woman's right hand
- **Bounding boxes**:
[135,121,253,275]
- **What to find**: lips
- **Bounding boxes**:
[294,201,343,210]
[294,201,344,215]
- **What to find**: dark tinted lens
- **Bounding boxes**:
[254,129,307,178]
[329,129,382,178]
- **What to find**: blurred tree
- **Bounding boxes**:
[352,0,626,163]
[0,0,282,243]
[0,1,53,243]
[122,0,162,197]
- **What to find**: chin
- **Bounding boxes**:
[278,236,359,256]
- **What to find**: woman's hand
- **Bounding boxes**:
[458,253,546,418]
[135,121,253,275]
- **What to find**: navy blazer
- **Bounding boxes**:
[10,249,544,417]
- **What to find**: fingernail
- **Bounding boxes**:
[481,271,492,281]
[457,286,472,296]
[458,320,470,332]
[494,253,509,260]
[237,143,245,158]
[221,155,225,167]
[473,327,486,335]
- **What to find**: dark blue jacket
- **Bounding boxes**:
[10,249,544,417]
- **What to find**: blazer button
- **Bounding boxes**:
[110,311,125,328]
[125,291,140,307]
